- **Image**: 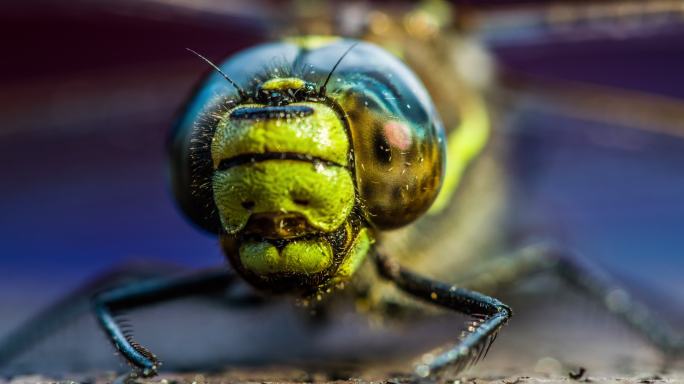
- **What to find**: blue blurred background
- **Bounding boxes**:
[1,0,683,375]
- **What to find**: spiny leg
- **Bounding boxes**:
[455,243,683,360]
[550,245,683,360]
[374,252,513,379]
[0,262,188,368]
[93,267,240,377]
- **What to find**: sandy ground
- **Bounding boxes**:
[2,278,682,384]
[2,368,683,384]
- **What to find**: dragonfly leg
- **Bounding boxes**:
[93,267,239,377]
[458,243,683,362]
[546,245,683,361]
[374,252,513,379]
[0,262,192,369]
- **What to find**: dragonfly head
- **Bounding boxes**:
[171,39,444,295]
[211,77,373,294]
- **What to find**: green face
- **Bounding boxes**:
[211,78,372,293]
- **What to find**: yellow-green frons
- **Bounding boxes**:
[212,102,349,167]
[213,160,355,235]
[333,227,374,283]
[284,35,341,50]
[429,92,490,213]
[239,238,333,275]
[260,77,306,91]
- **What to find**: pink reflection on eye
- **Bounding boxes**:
[384,120,412,151]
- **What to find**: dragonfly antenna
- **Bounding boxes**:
[320,42,359,95]
[186,48,246,98]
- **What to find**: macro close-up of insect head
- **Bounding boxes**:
[1,1,684,383]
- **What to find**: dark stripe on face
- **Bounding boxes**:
[230,105,314,120]
[217,152,343,171]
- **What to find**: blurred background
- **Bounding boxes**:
[1,0,683,379]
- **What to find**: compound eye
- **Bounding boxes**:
[312,40,444,229]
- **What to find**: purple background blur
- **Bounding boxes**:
[1,1,683,372]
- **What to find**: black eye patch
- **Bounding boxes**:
[230,105,314,120]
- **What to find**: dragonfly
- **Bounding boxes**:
[1,0,683,381]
